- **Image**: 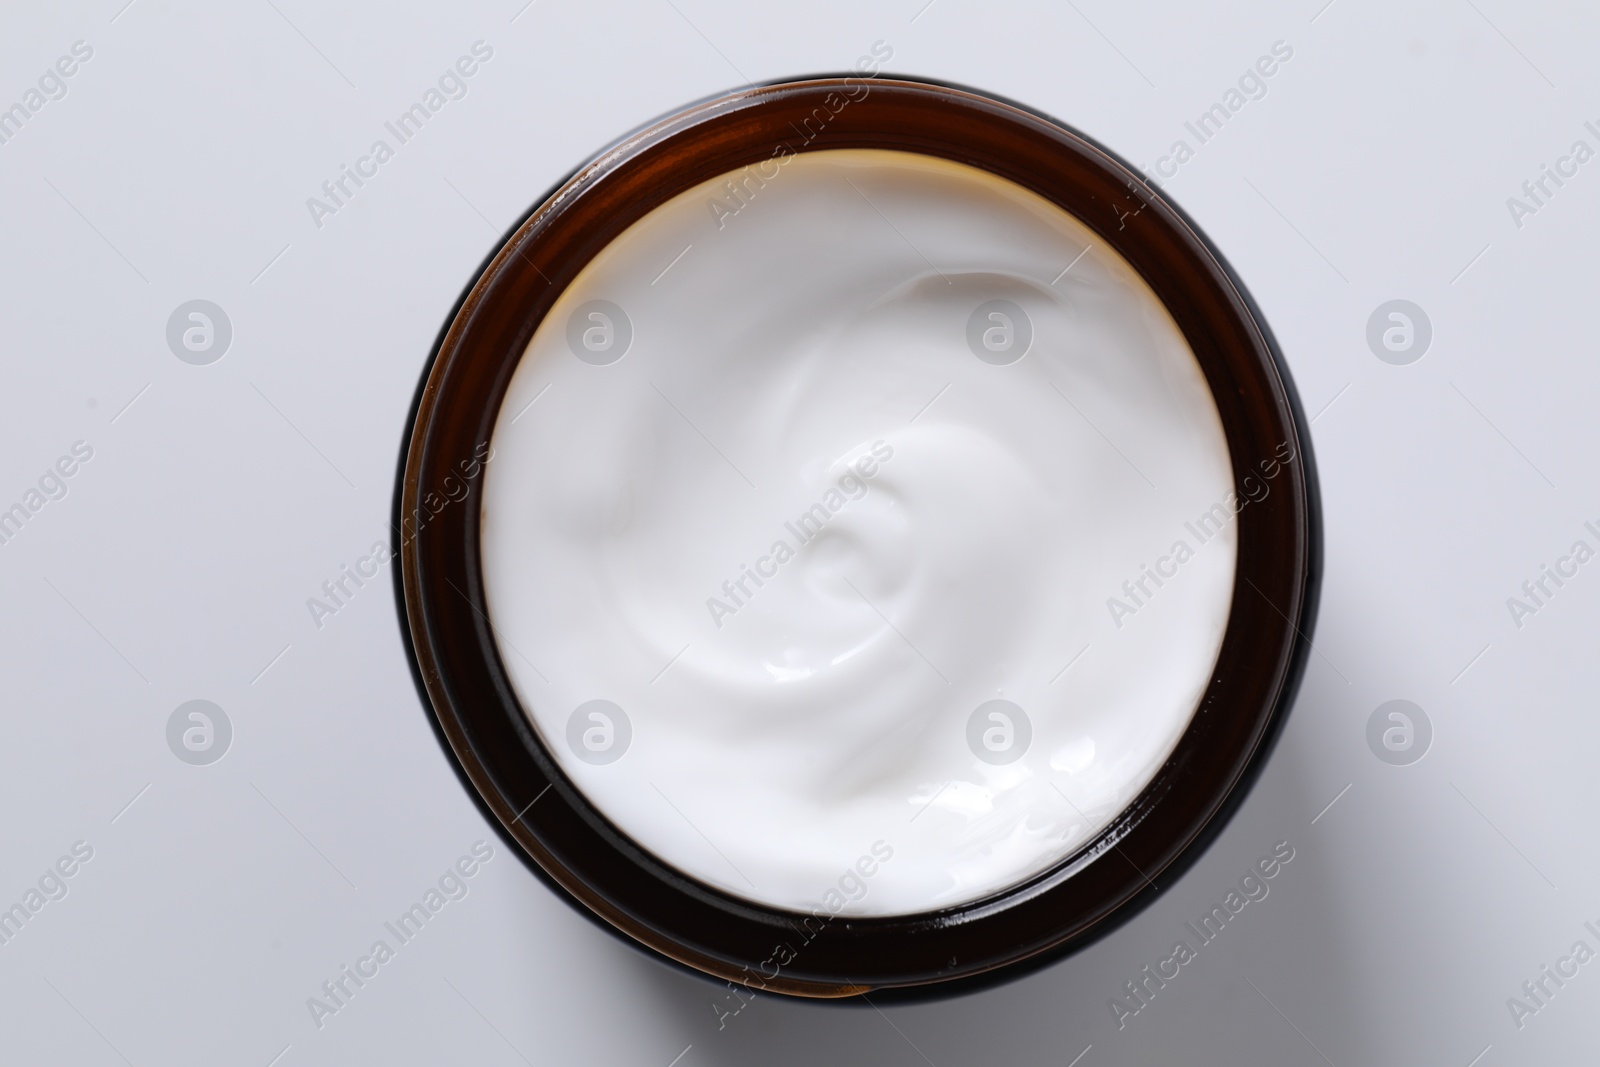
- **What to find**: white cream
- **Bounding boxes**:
[481,149,1236,916]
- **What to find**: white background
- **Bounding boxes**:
[1,1,1595,1064]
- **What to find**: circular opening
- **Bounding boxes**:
[399,77,1318,997]
[480,147,1239,918]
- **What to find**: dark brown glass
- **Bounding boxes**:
[396,77,1320,998]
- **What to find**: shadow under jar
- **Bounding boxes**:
[398,76,1319,999]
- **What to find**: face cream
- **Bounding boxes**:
[480,148,1237,917]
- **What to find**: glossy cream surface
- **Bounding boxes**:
[481,149,1236,916]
